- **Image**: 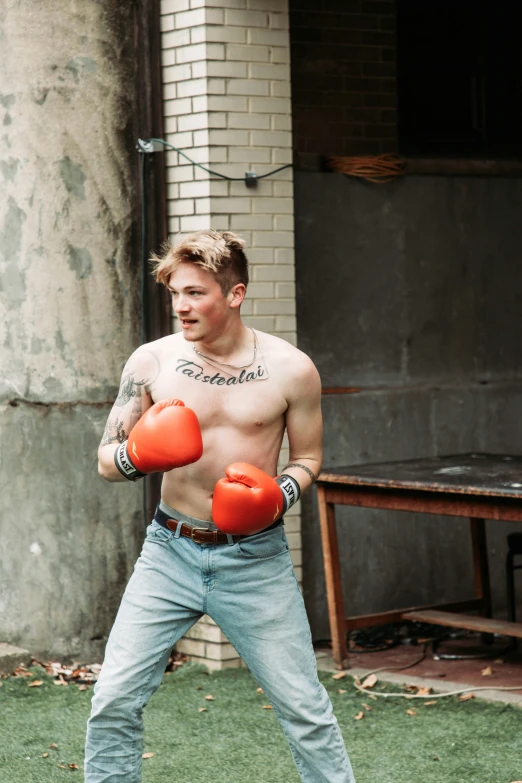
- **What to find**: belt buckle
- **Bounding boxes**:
[190,527,210,543]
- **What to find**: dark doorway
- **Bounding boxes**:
[397,0,522,157]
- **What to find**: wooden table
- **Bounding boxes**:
[316,453,522,669]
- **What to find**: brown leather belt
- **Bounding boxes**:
[154,505,282,545]
[165,518,244,545]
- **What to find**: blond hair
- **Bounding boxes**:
[152,230,249,294]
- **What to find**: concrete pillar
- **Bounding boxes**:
[0,1,144,659]
[159,0,299,669]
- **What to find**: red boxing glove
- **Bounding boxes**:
[212,462,300,535]
[115,399,203,481]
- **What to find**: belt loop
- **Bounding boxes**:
[226,533,235,546]
[174,520,182,539]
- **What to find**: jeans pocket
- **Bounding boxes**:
[145,520,173,543]
[237,525,288,559]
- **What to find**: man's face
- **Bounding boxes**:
[167,263,233,342]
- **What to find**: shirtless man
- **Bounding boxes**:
[84,230,356,783]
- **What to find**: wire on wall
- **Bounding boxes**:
[137,137,292,186]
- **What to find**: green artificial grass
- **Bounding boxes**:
[1,663,521,783]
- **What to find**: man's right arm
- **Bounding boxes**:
[98,348,159,481]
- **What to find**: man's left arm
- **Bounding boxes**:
[280,360,323,499]
[211,359,322,535]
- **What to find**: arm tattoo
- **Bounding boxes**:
[115,372,147,407]
[101,351,160,446]
[100,416,128,446]
[283,463,317,484]
[114,350,160,407]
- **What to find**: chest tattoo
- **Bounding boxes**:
[176,358,266,385]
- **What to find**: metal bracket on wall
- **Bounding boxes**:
[136,138,165,154]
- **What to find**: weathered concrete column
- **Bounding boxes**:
[0,1,144,659]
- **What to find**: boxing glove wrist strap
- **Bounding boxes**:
[114,441,145,481]
[276,474,301,513]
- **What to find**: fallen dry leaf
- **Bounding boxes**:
[142,752,154,759]
[28,680,43,687]
[354,711,365,720]
[417,687,432,696]
[53,675,68,686]
[406,709,417,716]
[458,692,475,701]
[58,764,68,770]
[423,700,437,706]
[78,684,87,692]
[368,693,377,700]
[362,703,372,711]
[256,687,264,694]
[49,743,58,750]
[262,705,273,709]
[204,694,214,701]
[14,666,32,677]
[68,763,79,770]
[332,672,346,680]
[338,689,347,694]
[361,674,377,689]
[198,708,207,713]
[481,666,493,676]
[42,752,49,758]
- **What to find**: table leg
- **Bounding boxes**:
[470,518,493,644]
[317,486,349,669]
[470,518,492,616]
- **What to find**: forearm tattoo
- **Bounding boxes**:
[283,463,317,484]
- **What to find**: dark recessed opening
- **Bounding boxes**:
[397,0,522,158]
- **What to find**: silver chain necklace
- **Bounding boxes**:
[192,328,257,370]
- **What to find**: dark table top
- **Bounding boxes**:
[318,454,522,498]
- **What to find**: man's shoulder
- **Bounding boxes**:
[125,334,181,373]
[255,330,320,384]
[131,333,181,359]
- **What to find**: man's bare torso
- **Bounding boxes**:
[142,329,298,521]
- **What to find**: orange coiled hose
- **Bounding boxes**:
[328,154,405,184]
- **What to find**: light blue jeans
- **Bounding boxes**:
[84,506,355,783]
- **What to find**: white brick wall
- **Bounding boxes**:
[160,0,300,670]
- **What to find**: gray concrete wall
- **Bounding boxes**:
[0,2,143,659]
[295,173,522,640]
